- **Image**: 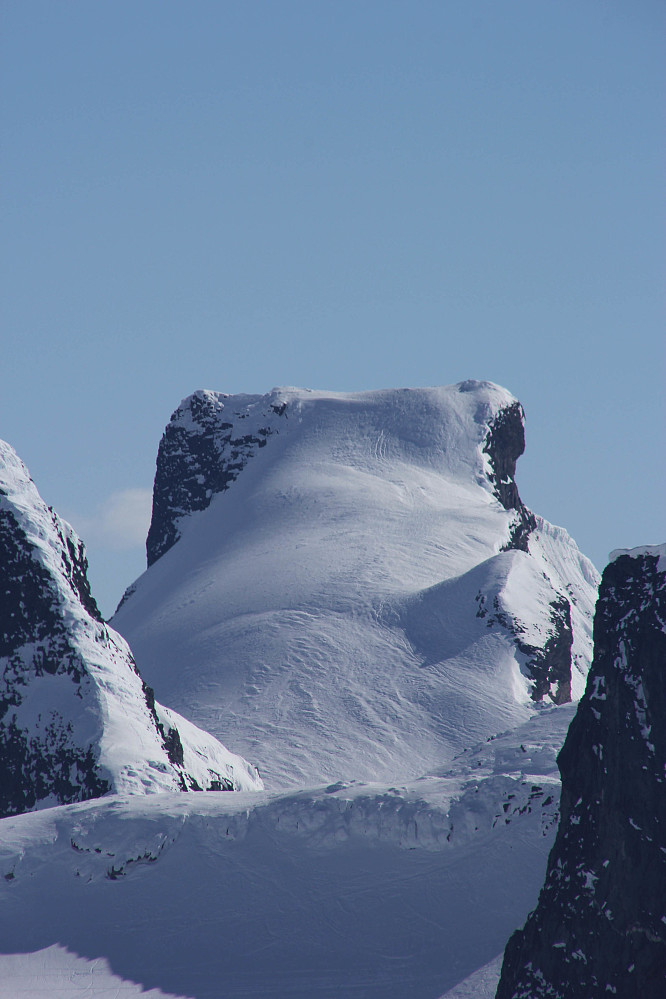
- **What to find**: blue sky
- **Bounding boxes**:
[2,0,664,616]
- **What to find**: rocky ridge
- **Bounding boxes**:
[483,401,537,554]
[145,388,288,569]
[0,440,263,818]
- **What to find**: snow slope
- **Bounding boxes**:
[0,439,262,817]
[0,704,574,999]
[113,383,598,787]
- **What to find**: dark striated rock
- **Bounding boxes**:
[496,545,666,999]
[60,521,103,622]
[146,389,286,567]
[483,403,537,552]
[0,508,88,661]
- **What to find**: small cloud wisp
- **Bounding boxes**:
[68,488,153,551]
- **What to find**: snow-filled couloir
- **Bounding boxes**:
[0,440,262,818]
[112,382,600,788]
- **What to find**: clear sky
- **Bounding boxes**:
[2,0,664,617]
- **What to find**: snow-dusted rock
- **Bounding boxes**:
[496,544,666,998]
[0,440,262,818]
[113,382,599,787]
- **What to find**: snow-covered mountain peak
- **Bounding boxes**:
[0,439,262,818]
[114,381,600,789]
[144,380,529,571]
[0,439,102,628]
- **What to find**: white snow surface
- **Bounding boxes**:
[609,542,666,570]
[113,382,599,788]
[0,704,573,999]
[0,440,262,800]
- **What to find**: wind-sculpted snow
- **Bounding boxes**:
[0,705,572,999]
[114,382,599,787]
[0,440,262,817]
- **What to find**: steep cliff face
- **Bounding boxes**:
[0,440,263,818]
[0,456,111,816]
[145,388,287,568]
[483,401,537,553]
[496,544,666,999]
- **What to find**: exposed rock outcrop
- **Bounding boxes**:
[476,585,574,704]
[496,544,666,998]
[516,594,574,705]
[483,402,537,553]
[0,440,263,818]
[146,389,287,567]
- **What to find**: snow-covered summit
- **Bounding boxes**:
[143,381,533,569]
[0,440,262,817]
[113,381,600,788]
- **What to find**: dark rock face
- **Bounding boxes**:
[61,526,103,623]
[0,507,95,660]
[146,389,286,567]
[483,403,537,552]
[0,715,110,818]
[0,504,111,814]
[496,546,666,999]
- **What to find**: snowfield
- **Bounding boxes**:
[0,706,574,999]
